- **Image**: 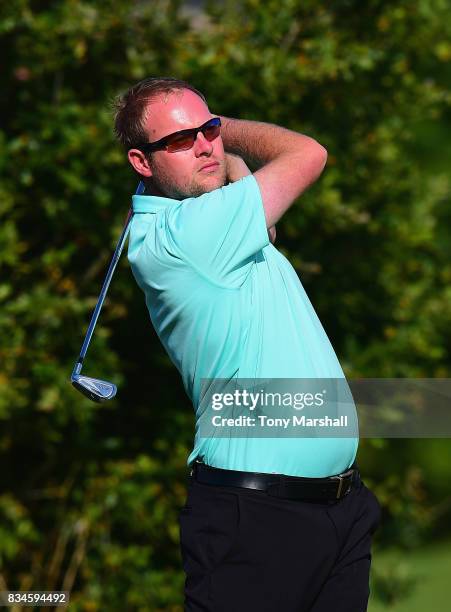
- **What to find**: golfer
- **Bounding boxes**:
[114,77,381,611]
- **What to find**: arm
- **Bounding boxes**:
[225,152,252,183]
[219,116,327,228]
[225,152,276,244]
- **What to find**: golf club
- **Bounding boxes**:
[70,181,145,402]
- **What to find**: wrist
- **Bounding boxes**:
[220,116,263,170]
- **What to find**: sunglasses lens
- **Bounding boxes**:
[203,123,221,141]
[166,133,196,152]
[164,120,220,152]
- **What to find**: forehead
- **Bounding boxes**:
[144,89,212,140]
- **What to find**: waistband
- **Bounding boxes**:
[191,461,361,501]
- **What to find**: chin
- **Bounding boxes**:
[207,171,227,188]
[205,179,226,192]
[191,175,226,197]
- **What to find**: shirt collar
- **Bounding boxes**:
[132,193,179,213]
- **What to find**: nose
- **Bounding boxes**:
[193,131,213,156]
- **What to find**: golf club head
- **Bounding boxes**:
[71,375,117,402]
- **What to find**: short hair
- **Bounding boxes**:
[113,76,207,149]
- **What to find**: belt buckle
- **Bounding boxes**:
[332,475,345,499]
[331,469,353,499]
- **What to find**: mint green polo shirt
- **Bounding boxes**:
[128,175,358,477]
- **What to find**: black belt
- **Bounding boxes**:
[191,461,360,501]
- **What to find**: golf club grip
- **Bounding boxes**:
[72,181,145,377]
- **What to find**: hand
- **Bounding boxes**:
[225,152,251,183]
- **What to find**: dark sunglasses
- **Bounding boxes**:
[134,117,221,154]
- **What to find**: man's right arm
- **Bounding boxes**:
[218,116,327,228]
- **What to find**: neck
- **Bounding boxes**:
[143,178,167,197]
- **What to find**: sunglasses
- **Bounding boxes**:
[135,117,222,154]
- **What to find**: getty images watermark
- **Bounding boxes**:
[199,379,358,438]
[198,378,451,438]
[210,387,348,430]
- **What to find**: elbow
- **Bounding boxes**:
[301,142,327,185]
[300,136,327,172]
[317,143,328,167]
[312,143,328,176]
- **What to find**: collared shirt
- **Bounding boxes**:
[128,175,358,477]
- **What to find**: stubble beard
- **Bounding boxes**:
[150,160,227,200]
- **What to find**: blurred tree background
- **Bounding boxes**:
[1,0,451,610]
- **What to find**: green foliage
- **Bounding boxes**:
[1,0,451,608]
[371,559,418,607]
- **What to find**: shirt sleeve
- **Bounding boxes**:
[161,174,269,286]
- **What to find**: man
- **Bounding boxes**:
[114,77,381,611]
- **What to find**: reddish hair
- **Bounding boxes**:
[113,76,207,149]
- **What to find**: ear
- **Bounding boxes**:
[127,148,153,178]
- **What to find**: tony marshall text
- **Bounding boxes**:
[211,415,349,428]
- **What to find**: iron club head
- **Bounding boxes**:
[71,374,117,402]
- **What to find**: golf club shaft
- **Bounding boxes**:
[71,181,145,378]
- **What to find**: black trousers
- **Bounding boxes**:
[178,474,382,612]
